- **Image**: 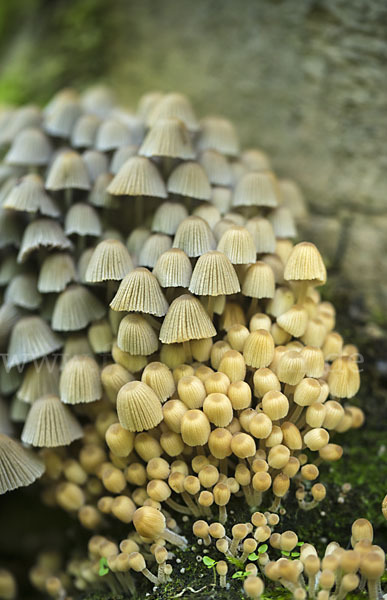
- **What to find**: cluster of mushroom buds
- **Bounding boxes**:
[192,515,385,600]
[0,86,368,598]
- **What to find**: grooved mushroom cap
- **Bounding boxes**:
[117,313,158,356]
[328,356,360,399]
[21,394,83,447]
[153,248,192,288]
[152,201,188,235]
[4,174,60,217]
[45,150,90,191]
[38,252,77,293]
[7,316,62,368]
[85,239,133,282]
[217,226,256,265]
[0,433,45,494]
[17,219,71,263]
[233,171,279,208]
[173,216,216,258]
[159,294,216,344]
[5,127,52,166]
[110,267,168,316]
[60,355,101,404]
[139,117,195,159]
[147,92,199,132]
[198,116,239,156]
[107,156,167,198]
[284,242,326,285]
[167,161,211,200]
[242,261,275,299]
[51,284,105,331]
[117,381,163,432]
[64,203,102,237]
[189,251,240,296]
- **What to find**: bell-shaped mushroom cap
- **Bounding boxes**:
[328,356,360,399]
[43,88,79,117]
[17,218,71,263]
[60,355,101,404]
[117,313,158,355]
[95,118,132,151]
[0,434,45,494]
[38,252,77,293]
[138,234,172,269]
[81,85,116,116]
[52,284,105,331]
[137,91,163,120]
[45,150,90,191]
[243,329,275,369]
[141,361,176,402]
[85,239,133,283]
[233,171,279,208]
[0,209,23,249]
[245,217,276,254]
[153,248,192,288]
[199,150,233,186]
[189,251,240,296]
[5,127,52,167]
[7,316,62,368]
[152,201,188,235]
[197,116,239,157]
[44,98,82,138]
[167,161,211,200]
[133,505,166,538]
[242,261,275,299]
[139,117,195,159]
[160,294,216,344]
[3,174,60,217]
[82,149,109,183]
[211,186,232,216]
[217,226,256,265]
[269,207,297,239]
[17,361,59,404]
[21,394,83,447]
[147,92,199,131]
[284,242,326,285]
[65,203,102,237]
[241,148,271,171]
[71,113,100,148]
[110,267,168,316]
[5,273,42,309]
[0,105,41,145]
[173,216,216,258]
[192,203,221,229]
[110,144,138,175]
[107,156,167,198]
[117,381,163,432]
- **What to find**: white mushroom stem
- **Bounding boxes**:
[162,527,188,549]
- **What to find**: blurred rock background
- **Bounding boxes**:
[1,0,386,316]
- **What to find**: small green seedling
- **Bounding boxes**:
[248,544,268,561]
[232,570,249,579]
[226,554,244,569]
[98,557,109,576]
[202,555,217,585]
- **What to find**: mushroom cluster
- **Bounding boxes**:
[0,87,372,599]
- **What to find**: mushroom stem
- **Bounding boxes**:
[289,404,303,425]
[248,297,258,319]
[183,340,192,363]
[64,187,72,208]
[207,295,216,319]
[269,496,281,512]
[219,574,227,588]
[219,505,227,524]
[295,281,309,304]
[135,196,143,226]
[162,527,188,549]
[165,497,193,515]
[367,579,381,600]
[298,499,319,511]
[142,567,159,585]
[181,491,201,517]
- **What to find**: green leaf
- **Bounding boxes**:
[291,552,300,557]
[281,551,290,556]
[98,557,109,577]
[232,571,247,579]
[203,556,216,568]
[297,542,305,546]
[258,544,268,553]
[248,552,259,561]
[226,555,244,569]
